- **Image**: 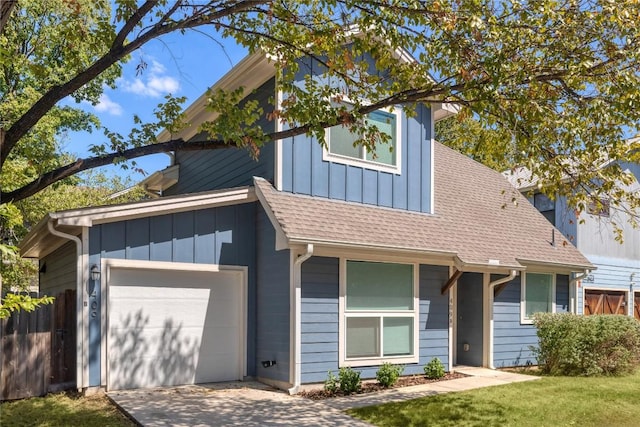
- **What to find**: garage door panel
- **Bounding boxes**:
[107,267,244,390]
[109,268,216,288]
[584,289,627,315]
[110,293,210,328]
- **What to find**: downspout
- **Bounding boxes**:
[487,270,518,369]
[289,243,313,395]
[569,270,590,314]
[47,220,85,391]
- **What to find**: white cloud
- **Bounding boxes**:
[94,94,123,116]
[150,60,166,75]
[122,59,180,97]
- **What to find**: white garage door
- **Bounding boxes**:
[107,265,245,390]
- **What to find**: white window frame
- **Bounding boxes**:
[323,105,402,175]
[520,272,556,324]
[338,258,419,367]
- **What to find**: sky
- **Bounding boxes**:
[64,28,249,184]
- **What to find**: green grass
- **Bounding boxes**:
[348,370,640,427]
[0,391,135,427]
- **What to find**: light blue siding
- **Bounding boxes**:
[299,261,449,384]
[492,275,537,368]
[87,203,257,386]
[164,78,276,196]
[255,206,291,383]
[492,274,568,368]
[300,256,339,384]
[456,273,483,366]
[417,264,450,368]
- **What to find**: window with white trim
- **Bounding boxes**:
[325,108,401,173]
[341,260,418,365]
[521,272,555,324]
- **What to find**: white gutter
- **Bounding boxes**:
[47,220,85,391]
[289,243,314,395]
[569,270,590,314]
[486,270,518,369]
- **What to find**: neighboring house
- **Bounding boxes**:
[20,50,592,393]
[506,144,640,320]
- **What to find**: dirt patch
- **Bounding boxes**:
[299,372,467,400]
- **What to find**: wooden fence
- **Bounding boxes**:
[1,290,76,401]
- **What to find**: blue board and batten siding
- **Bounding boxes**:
[300,260,449,384]
[492,274,569,368]
[165,78,276,196]
[86,203,257,386]
[280,104,433,213]
[255,206,291,383]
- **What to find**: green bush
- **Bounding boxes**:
[424,357,446,379]
[323,367,362,395]
[375,363,404,387]
[533,313,640,376]
[324,370,339,394]
[338,366,362,395]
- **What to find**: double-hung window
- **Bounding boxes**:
[521,272,555,324]
[325,108,401,173]
[341,260,418,366]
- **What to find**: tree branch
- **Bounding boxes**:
[1,138,228,203]
[0,0,267,169]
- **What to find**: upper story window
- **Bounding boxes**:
[534,193,555,226]
[324,108,402,174]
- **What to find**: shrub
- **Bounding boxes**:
[533,313,640,376]
[376,363,404,387]
[324,370,339,394]
[338,366,361,395]
[424,358,446,379]
[323,367,362,395]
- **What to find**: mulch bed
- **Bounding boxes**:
[299,372,467,400]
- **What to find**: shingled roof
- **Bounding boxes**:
[255,142,592,271]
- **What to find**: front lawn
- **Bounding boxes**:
[348,370,640,427]
[0,392,134,427]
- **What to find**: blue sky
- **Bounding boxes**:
[65,29,248,183]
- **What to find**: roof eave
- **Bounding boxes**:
[288,237,458,260]
[156,51,275,144]
[517,258,595,273]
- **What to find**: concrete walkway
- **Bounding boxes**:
[108,368,539,427]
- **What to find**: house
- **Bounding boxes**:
[19,50,593,393]
[506,143,640,319]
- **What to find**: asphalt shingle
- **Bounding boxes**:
[255,142,592,270]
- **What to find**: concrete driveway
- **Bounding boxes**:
[108,368,538,426]
[108,381,372,427]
